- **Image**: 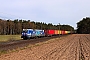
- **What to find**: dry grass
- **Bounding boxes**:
[0,35,22,42]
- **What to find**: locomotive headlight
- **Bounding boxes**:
[30,33,31,35]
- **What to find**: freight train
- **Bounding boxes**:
[21,29,72,39]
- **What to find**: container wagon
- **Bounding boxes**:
[61,30,65,35]
[44,30,55,36]
[55,30,58,35]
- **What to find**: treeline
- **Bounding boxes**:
[0,19,74,35]
[77,17,90,34]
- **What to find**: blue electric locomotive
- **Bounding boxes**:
[21,29,45,39]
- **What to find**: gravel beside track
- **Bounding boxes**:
[0,34,90,60]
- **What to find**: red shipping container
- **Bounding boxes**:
[44,30,55,36]
[61,30,65,35]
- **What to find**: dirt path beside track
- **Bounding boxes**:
[0,34,90,60]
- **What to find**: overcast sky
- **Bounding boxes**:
[0,0,90,29]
